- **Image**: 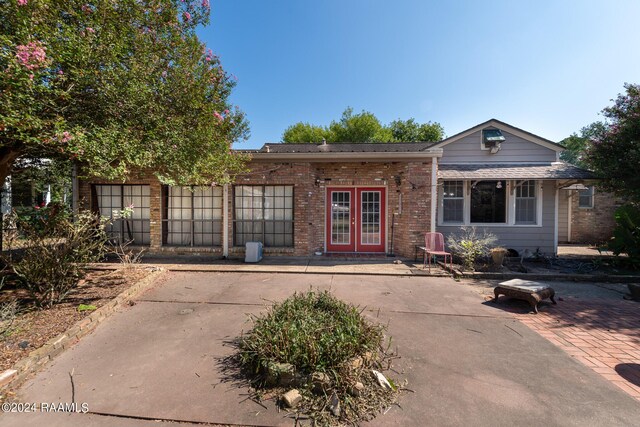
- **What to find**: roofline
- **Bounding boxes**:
[430,119,565,152]
[244,149,443,162]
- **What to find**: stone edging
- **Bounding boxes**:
[0,268,167,390]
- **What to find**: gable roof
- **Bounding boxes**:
[430,119,565,152]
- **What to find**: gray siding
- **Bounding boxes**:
[437,181,557,256]
[440,130,558,164]
[558,190,569,243]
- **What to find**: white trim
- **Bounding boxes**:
[329,189,352,247]
[567,192,572,243]
[554,186,559,255]
[223,184,229,257]
[430,157,437,232]
[249,150,442,162]
[438,179,543,228]
[359,190,382,247]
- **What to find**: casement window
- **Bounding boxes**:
[578,186,594,208]
[93,185,150,245]
[234,185,294,247]
[162,186,223,246]
[440,180,542,226]
[442,181,464,223]
[470,181,506,223]
[515,180,537,224]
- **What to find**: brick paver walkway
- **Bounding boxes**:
[504,297,640,401]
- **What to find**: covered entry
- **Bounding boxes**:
[325,187,386,253]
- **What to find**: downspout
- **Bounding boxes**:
[223,184,229,258]
[430,157,437,232]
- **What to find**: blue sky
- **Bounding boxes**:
[200,0,640,148]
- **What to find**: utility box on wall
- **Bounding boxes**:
[245,241,263,263]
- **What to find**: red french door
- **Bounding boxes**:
[326,187,386,253]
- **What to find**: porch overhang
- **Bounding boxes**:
[437,162,597,180]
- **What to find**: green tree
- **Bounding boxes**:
[560,122,606,167]
[328,108,392,142]
[281,108,443,143]
[585,83,640,203]
[282,123,328,143]
[0,0,248,186]
[388,118,444,142]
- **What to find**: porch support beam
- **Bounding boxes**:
[223,184,229,258]
[430,157,437,233]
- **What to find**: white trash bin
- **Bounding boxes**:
[245,241,263,263]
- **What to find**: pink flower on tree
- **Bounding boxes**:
[17,0,28,6]
[81,4,92,14]
[15,41,47,71]
[213,111,223,121]
[202,0,210,8]
[183,12,191,21]
[61,131,73,142]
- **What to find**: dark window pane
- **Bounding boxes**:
[470,181,506,223]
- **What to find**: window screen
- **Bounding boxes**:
[94,185,150,245]
[162,186,223,246]
[234,185,293,247]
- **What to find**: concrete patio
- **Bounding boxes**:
[1,272,638,426]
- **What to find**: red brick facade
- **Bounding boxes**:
[570,190,622,244]
[78,160,434,258]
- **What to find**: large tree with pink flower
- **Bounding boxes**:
[0,0,248,185]
[585,83,640,203]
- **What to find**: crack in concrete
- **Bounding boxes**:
[87,410,270,426]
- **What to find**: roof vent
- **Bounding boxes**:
[321,138,327,146]
[265,145,270,153]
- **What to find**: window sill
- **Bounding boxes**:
[438,222,542,228]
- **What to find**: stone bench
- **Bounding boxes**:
[494,279,556,314]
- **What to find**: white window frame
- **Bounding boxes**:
[441,181,464,224]
[578,186,594,209]
[438,180,543,227]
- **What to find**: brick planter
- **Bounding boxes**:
[0,268,166,390]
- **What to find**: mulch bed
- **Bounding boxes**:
[0,267,151,372]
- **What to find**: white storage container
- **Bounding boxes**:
[245,241,263,263]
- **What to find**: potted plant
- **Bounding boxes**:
[490,247,508,267]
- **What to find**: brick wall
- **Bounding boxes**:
[570,190,622,244]
[78,160,434,258]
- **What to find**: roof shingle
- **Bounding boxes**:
[438,163,596,180]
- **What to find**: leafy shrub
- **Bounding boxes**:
[13,202,68,237]
[4,210,109,308]
[238,290,383,380]
[608,204,640,268]
[447,226,497,271]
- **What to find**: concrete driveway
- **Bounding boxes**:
[2,272,639,426]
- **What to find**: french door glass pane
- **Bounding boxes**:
[361,191,380,244]
[331,191,351,244]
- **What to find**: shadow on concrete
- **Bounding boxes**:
[616,364,640,387]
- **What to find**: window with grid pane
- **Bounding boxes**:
[162,186,223,246]
[93,185,150,245]
[578,186,594,208]
[515,180,537,224]
[234,185,293,247]
[442,181,464,223]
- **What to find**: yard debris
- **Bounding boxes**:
[311,372,331,394]
[372,370,393,390]
[329,391,341,417]
[282,389,302,408]
[349,381,365,396]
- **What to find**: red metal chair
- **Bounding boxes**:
[423,232,453,273]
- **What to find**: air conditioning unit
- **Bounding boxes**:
[245,241,263,263]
